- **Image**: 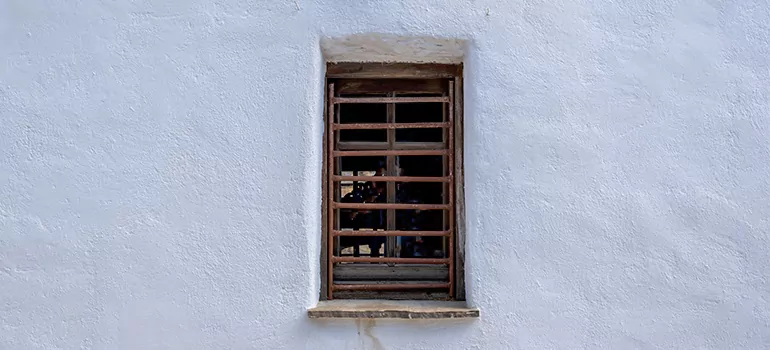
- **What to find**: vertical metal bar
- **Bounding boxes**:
[448,80,455,298]
[334,103,342,258]
[327,83,335,299]
[386,92,397,259]
[442,89,448,257]
[335,102,341,146]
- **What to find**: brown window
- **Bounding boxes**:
[322,63,465,300]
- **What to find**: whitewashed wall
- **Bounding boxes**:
[2,1,769,349]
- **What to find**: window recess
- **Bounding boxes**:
[322,63,464,301]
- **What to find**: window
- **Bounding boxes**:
[322,63,465,300]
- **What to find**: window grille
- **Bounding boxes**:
[323,63,464,300]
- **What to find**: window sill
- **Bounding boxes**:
[307,300,479,319]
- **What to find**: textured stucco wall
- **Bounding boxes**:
[2,1,769,349]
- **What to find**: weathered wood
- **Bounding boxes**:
[326,63,462,79]
[332,291,449,301]
[447,80,455,299]
[335,78,447,95]
[333,282,450,291]
[326,83,335,299]
[321,79,329,301]
[454,76,466,300]
[308,300,478,318]
[334,264,449,281]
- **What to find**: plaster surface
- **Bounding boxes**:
[2,1,769,349]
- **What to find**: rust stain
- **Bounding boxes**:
[362,319,385,350]
[355,319,385,350]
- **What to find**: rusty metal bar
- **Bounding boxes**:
[333,96,449,104]
[333,202,449,210]
[327,83,335,299]
[333,100,342,260]
[332,283,451,291]
[332,257,449,264]
[385,93,397,260]
[441,87,449,260]
[448,80,455,298]
[333,175,450,183]
[334,122,449,130]
[333,230,450,237]
[334,149,448,157]
[337,141,445,151]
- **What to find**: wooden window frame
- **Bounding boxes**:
[321,63,465,301]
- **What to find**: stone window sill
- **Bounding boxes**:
[307,300,479,319]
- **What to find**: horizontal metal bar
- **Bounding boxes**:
[334,176,450,183]
[336,141,445,151]
[333,230,450,237]
[332,283,451,291]
[333,202,449,210]
[333,96,449,104]
[333,149,448,157]
[334,122,449,130]
[332,257,450,264]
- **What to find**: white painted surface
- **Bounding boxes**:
[2,1,769,349]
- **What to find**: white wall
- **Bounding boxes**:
[2,1,769,349]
